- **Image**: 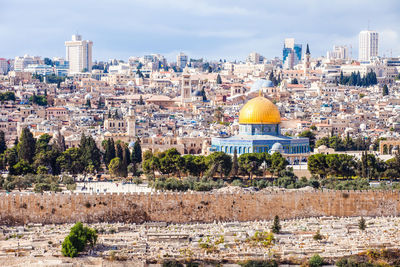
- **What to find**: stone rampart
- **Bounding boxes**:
[0,190,399,225]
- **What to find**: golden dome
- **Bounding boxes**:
[239,96,281,124]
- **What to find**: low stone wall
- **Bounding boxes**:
[0,190,399,225]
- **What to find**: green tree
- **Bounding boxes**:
[4,146,18,174]
[13,160,33,175]
[157,148,181,177]
[0,92,16,101]
[17,127,36,164]
[299,130,316,150]
[206,152,232,178]
[61,222,97,258]
[216,74,222,84]
[103,139,115,168]
[269,152,288,177]
[121,145,130,177]
[382,84,389,96]
[0,130,6,154]
[271,215,281,234]
[108,157,123,177]
[308,154,328,178]
[238,153,262,179]
[358,217,366,231]
[309,254,324,267]
[231,148,239,178]
[315,137,329,148]
[130,140,142,175]
[142,150,159,177]
[79,134,102,173]
[57,147,85,174]
[116,142,124,160]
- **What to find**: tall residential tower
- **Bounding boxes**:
[65,34,93,74]
[358,30,379,61]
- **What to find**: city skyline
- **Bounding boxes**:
[1,0,400,61]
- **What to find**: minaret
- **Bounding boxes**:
[126,108,136,141]
[304,44,311,74]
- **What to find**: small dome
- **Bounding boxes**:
[250,79,274,93]
[193,90,203,97]
[128,141,135,148]
[269,142,284,154]
[318,145,328,150]
[239,96,281,124]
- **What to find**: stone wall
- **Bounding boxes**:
[0,190,399,225]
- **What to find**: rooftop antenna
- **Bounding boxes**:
[367,20,370,30]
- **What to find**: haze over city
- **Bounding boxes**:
[1,0,400,60]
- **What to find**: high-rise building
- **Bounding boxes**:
[327,45,349,60]
[177,52,188,70]
[247,52,264,64]
[0,58,9,74]
[14,55,41,72]
[358,30,379,61]
[282,38,302,69]
[65,34,93,74]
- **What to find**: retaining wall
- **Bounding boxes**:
[0,190,399,225]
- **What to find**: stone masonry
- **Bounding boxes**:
[0,190,399,225]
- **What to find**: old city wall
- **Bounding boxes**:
[0,190,399,225]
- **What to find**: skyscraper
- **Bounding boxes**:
[358,30,379,61]
[65,34,93,74]
[176,52,188,70]
[282,38,302,69]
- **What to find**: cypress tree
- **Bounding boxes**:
[116,142,123,160]
[216,74,222,84]
[382,84,389,96]
[271,215,281,234]
[358,217,366,231]
[121,145,130,177]
[231,148,239,178]
[17,127,36,164]
[0,130,6,154]
[104,139,115,168]
[131,140,142,175]
[80,134,102,172]
[131,140,142,165]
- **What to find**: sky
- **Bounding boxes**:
[0,0,399,62]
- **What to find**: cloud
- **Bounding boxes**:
[0,0,399,60]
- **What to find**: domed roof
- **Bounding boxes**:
[239,96,281,124]
[271,142,283,150]
[193,90,203,96]
[269,142,284,154]
[250,79,274,93]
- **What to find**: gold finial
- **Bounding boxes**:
[259,89,262,97]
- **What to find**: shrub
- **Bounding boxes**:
[309,254,324,267]
[271,215,281,234]
[61,222,98,258]
[313,229,324,241]
[359,217,366,231]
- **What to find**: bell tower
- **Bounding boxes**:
[304,43,311,74]
[181,68,191,103]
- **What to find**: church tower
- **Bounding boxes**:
[181,68,191,103]
[304,44,311,74]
